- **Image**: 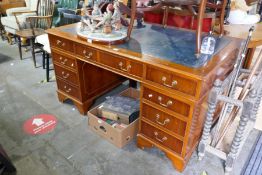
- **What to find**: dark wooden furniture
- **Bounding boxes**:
[15,0,55,67]
[138,0,228,56]
[0,144,16,174]
[0,0,25,15]
[224,23,262,68]
[47,23,241,172]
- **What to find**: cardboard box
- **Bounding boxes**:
[88,88,140,148]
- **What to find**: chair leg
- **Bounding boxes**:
[6,32,12,45]
[42,51,46,69]
[195,0,207,56]
[18,37,23,60]
[30,38,36,68]
[46,52,50,82]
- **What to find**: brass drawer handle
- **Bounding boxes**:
[118,62,131,72]
[62,71,70,79]
[56,40,65,47]
[155,114,170,126]
[154,131,167,143]
[63,85,71,93]
[158,96,173,107]
[162,76,177,88]
[60,58,68,65]
[83,50,93,59]
[148,94,153,98]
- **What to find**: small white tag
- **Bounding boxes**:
[113,48,119,51]
[98,120,102,124]
[87,39,92,43]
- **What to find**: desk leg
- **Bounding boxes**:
[244,48,256,69]
[57,91,92,115]
[137,134,186,172]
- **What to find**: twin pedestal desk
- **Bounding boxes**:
[47,23,240,172]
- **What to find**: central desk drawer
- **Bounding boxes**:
[49,35,73,52]
[146,65,198,97]
[75,43,97,61]
[54,64,79,85]
[52,52,76,70]
[143,87,190,117]
[99,52,143,78]
[142,103,187,137]
[56,78,80,99]
[141,121,183,155]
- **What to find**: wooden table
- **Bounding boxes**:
[47,23,241,172]
[224,23,262,68]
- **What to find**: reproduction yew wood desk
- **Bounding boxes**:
[47,23,241,172]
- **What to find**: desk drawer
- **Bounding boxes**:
[143,87,190,117]
[99,52,143,78]
[75,43,97,61]
[56,78,80,99]
[54,64,79,85]
[146,65,198,97]
[141,121,183,155]
[52,52,76,70]
[49,36,73,52]
[142,103,187,137]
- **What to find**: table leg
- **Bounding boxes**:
[46,52,49,82]
[42,51,46,69]
[30,38,36,68]
[18,36,23,60]
[243,48,256,69]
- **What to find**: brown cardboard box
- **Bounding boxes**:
[88,88,140,148]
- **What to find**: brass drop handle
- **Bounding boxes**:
[148,94,153,98]
[62,71,70,79]
[158,96,173,107]
[83,50,93,59]
[118,62,131,72]
[56,40,65,47]
[60,57,68,65]
[154,131,167,143]
[155,114,170,126]
[63,85,71,93]
[162,76,177,88]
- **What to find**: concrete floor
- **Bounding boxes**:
[0,39,260,175]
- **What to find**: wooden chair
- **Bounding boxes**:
[139,0,227,56]
[0,0,37,44]
[14,0,55,67]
